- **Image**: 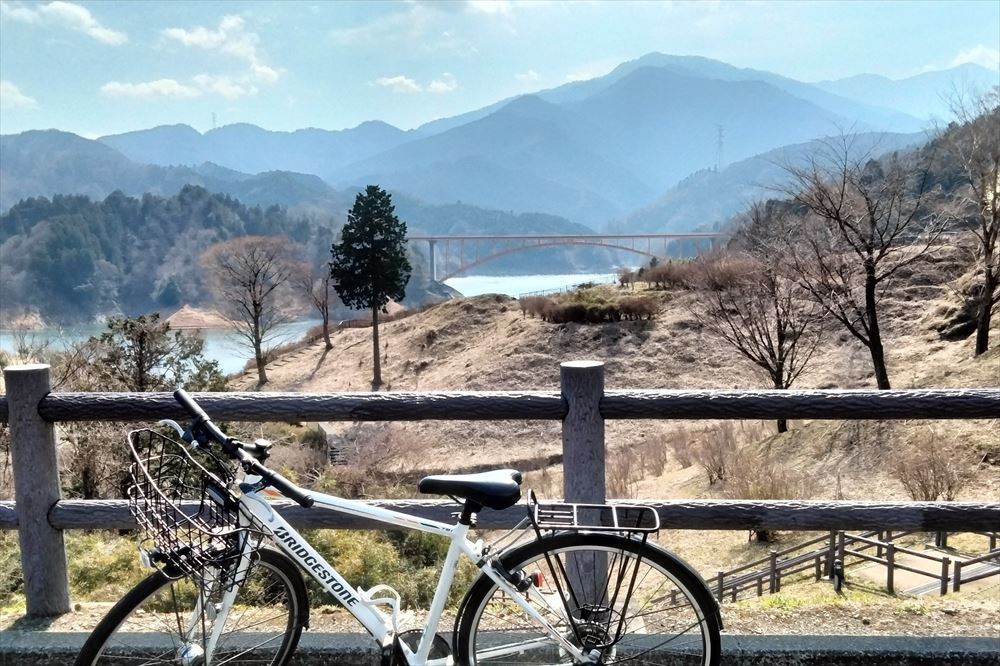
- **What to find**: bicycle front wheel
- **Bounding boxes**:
[74,548,308,666]
[455,532,721,666]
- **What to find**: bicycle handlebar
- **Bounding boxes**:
[172,389,314,508]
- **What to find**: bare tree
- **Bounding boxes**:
[779,134,944,389]
[200,236,297,386]
[296,263,337,350]
[693,214,822,432]
[943,88,1000,356]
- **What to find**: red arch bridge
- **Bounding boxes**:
[408,233,726,281]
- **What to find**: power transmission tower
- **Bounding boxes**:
[715,124,725,172]
[212,112,217,131]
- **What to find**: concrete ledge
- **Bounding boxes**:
[0,632,997,665]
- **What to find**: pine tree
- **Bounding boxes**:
[331,185,412,389]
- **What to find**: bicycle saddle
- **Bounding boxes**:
[418,469,523,510]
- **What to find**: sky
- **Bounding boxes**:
[0,0,998,137]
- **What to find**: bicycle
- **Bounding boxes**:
[75,389,722,665]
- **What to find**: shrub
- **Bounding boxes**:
[305,529,476,608]
[607,452,642,499]
[0,531,22,606]
[723,449,816,541]
[891,431,969,501]
[688,253,759,291]
[637,434,671,476]
[693,422,739,484]
[619,296,658,320]
[66,532,146,600]
[327,423,425,497]
[666,426,694,468]
[519,296,550,319]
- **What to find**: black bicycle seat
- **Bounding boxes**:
[417,469,523,510]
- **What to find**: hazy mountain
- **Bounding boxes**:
[331,95,654,227]
[417,52,922,137]
[567,66,861,190]
[0,130,358,214]
[815,63,999,121]
[6,53,964,231]
[572,54,922,131]
[0,130,208,211]
[620,130,926,233]
[100,120,415,175]
[333,68,861,225]
[0,129,609,280]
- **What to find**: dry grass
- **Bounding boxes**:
[890,429,971,501]
[229,238,999,533]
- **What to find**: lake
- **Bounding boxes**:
[0,273,620,374]
[444,272,618,297]
[0,320,322,376]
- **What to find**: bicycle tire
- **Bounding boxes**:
[74,548,309,666]
[455,532,721,666]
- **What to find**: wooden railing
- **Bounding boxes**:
[707,529,1000,602]
[2,361,999,618]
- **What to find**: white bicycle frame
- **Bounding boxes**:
[207,472,591,666]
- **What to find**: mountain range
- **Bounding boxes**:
[619,130,927,233]
[3,53,994,231]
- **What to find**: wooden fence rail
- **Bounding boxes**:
[2,361,999,618]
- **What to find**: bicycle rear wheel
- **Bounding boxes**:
[74,548,308,666]
[455,532,721,666]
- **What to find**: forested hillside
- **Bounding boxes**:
[0,186,333,322]
[0,184,630,324]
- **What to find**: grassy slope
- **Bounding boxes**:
[237,243,998,578]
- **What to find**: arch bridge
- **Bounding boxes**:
[408,233,725,281]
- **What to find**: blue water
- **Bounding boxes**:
[1,274,622,374]
[0,320,322,376]
[445,272,618,297]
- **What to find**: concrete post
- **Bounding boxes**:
[560,360,605,505]
[560,361,606,607]
[428,240,437,282]
[4,364,71,616]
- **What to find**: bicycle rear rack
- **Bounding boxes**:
[528,491,660,535]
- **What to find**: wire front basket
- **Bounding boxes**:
[127,429,262,589]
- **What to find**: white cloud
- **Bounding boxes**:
[374,75,423,94]
[332,9,422,46]
[161,15,281,85]
[373,73,458,94]
[102,15,283,103]
[427,73,458,93]
[191,74,256,100]
[1,1,127,45]
[466,0,514,15]
[0,80,37,109]
[948,45,1000,70]
[331,6,476,55]
[515,69,541,84]
[101,79,201,99]
[101,73,266,101]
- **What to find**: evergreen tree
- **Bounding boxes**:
[330,185,411,389]
[92,313,226,392]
